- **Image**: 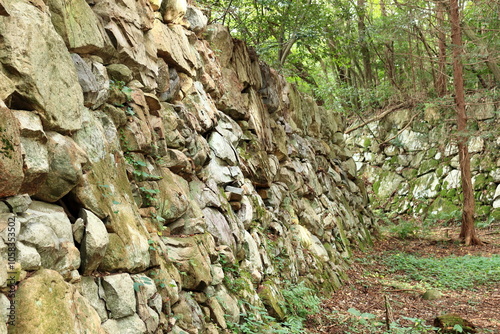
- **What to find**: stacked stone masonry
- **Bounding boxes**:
[346,102,500,223]
[0,0,373,333]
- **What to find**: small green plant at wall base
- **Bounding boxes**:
[139,186,159,206]
[226,300,277,334]
[223,275,322,333]
[323,308,438,333]
[133,276,153,292]
[109,80,133,105]
[281,281,321,319]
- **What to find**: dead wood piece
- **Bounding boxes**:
[345,102,408,134]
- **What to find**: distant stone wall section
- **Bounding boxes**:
[347,100,500,223]
[0,0,373,333]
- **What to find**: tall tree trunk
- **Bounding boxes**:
[449,0,481,246]
[357,0,373,87]
[380,0,397,88]
[436,0,448,97]
[415,24,438,91]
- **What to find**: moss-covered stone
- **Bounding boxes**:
[422,289,442,300]
[372,170,404,199]
[472,174,492,191]
[258,281,286,320]
[10,269,104,334]
[489,208,500,222]
[402,168,418,179]
[433,313,476,333]
[427,197,460,220]
[436,165,446,177]
[418,159,439,176]
[425,147,438,159]
[411,173,440,199]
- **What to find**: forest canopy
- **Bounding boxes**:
[197,0,500,114]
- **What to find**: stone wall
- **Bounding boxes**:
[0,0,373,333]
[347,99,500,223]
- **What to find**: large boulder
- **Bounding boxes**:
[10,269,105,334]
[186,6,208,34]
[101,273,137,319]
[79,209,109,275]
[71,54,110,109]
[34,132,88,202]
[0,0,84,132]
[45,0,107,53]
[0,108,23,197]
[163,234,214,291]
[91,0,158,89]
[171,291,206,333]
[72,111,150,272]
[79,277,108,322]
[17,201,80,277]
[151,20,200,77]
[13,110,49,195]
[160,0,187,25]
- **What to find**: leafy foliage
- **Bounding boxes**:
[0,127,15,159]
[384,253,500,290]
[220,253,322,334]
[319,308,438,334]
[198,0,500,115]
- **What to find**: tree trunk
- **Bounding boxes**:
[380,0,397,88]
[414,24,435,91]
[449,0,481,246]
[436,0,448,97]
[357,0,373,87]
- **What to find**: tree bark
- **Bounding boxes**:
[380,0,397,88]
[357,0,373,87]
[449,0,481,246]
[415,24,437,91]
[436,0,448,97]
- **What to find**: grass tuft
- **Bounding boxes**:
[384,253,500,290]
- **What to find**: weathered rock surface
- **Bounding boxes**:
[46,0,106,53]
[0,108,23,197]
[17,201,80,277]
[348,101,500,222]
[0,3,375,333]
[101,273,137,319]
[34,132,88,202]
[0,0,84,132]
[10,269,105,334]
[79,209,109,274]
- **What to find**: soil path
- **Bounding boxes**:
[306,225,500,333]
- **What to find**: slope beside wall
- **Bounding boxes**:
[0,0,373,333]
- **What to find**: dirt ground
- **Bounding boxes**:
[305,225,500,333]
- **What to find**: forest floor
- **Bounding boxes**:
[305,222,500,333]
